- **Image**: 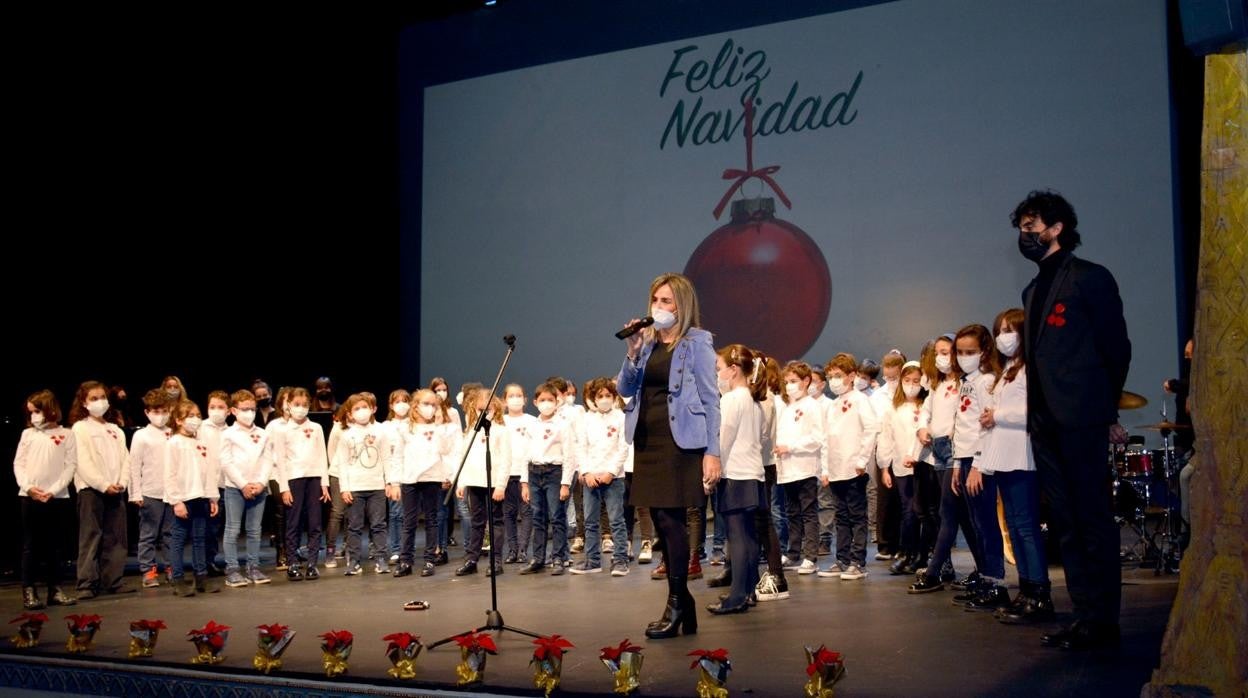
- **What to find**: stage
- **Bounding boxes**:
[0,543,1177,698]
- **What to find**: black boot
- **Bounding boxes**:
[889,554,913,576]
[994,581,1031,621]
[22,587,44,610]
[706,568,732,588]
[646,575,697,639]
[962,583,1011,612]
[999,581,1056,624]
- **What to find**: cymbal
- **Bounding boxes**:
[1118,391,1148,409]
[1135,421,1191,431]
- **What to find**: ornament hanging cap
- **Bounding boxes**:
[713,99,793,220]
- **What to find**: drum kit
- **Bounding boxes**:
[1111,390,1188,574]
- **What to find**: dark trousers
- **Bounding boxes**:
[830,474,869,567]
[346,490,387,565]
[325,475,347,554]
[783,477,820,562]
[924,467,982,578]
[503,475,532,559]
[204,487,223,567]
[136,495,172,573]
[528,464,568,564]
[76,488,128,592]
[572,478,585,539]
[894,474,920,558]
[266,480,286,561]
[1033,422,1120,625]
[623,473,655,543]
[912,462,941,557]
[755,465,785,576]
[875,473,902,553]
[724,507,760,606]
[465,486,504,566]
[401,482,442,565]
[285,477,324,562]
[21,497,70,588]
[652,506,691,575]
[963,460,1005,581]
[170,498,210,579]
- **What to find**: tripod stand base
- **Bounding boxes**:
[427,609,546,649]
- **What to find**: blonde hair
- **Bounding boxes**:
[644,272,701,348]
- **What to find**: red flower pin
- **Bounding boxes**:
[1047,301,1068,327]
[794,409,804,422]
[249,434,261,444]
[50,435,65,446]
[599,639,643,662]
[841,402,851,413]
[688,647,730,669]
[532,634,574,661]
[960,397,972,413]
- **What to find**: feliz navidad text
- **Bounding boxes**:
[659,39,863,149]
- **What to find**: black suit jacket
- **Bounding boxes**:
[1023,253,1131,429]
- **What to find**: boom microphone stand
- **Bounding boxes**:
[429,334,545,649]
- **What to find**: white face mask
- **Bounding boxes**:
[853,377,869,392]
[392,402,410,418]
[147,412,169,428]
[183,416,202,434]
[785,382,803,399]
[717,377,732,394]
[536,400,558,417]
[418,404,437,421]
[506,396,525,412]
[807,383,823,398]
[434,389,448,402]
[830,379,850,396]
[920,374,931,390]
[353,407,372,425]
[208,408,228,426]
[903,383,921,399]
[289,405,309,420]
[957,354,982,374]
[454,391,464,406]
[934,354,952,374]
[86,398,110,418]
[235,409,256,427]
[563,394,576,407]
[996,332,1020,358]
[596,397,615,413]
[166,388,181,400]
[651,306,677,330]
[30,412,45,428]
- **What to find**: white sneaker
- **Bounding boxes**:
[602,538,615,554]
[325,557,338,569]
[755,572,790,601]
[840,564,868,580]
[638,540,653,563]
[797,559,817,575]
[817,563,845,578]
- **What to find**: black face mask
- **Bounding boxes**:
[257,397,272,408]
[317,390,332,399]
[1018,229,1050,262]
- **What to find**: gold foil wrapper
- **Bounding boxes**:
[10,623,43,649]
[321,650,350,678]
[387,657,417,680]
[252,652,282,674]
[456,647,488,685]
[531,655,563,697]
[65,628,97,654]
[803,663,845,697]
[695,664,729,698]
[191,639,225,665]
[128,625,159,659]
[606,651,643,694]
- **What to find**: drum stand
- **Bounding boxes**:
[1150,402,1183,575]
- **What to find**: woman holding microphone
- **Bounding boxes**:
[618,273,721,639]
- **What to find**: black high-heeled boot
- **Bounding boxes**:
[646,575,697,639]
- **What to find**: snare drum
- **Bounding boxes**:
[1122,449,1152,477]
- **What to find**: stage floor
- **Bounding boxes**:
[0,545,1178,697]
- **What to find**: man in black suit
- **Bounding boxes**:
[1013,190,1131,651]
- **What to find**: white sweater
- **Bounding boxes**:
[719,387,764,482]
[953,371,997,460]
[822,389,879,482]
[393,421,455,484]
[922,378,960,440]
[199,419,227,488]
[876,399,924,478]
[335,422,394,493]
[527,417,576,486]
[503,413,540,478]
[219,423,275,490]
[457,426,510,489]
[578,409,629,479]
[129,424,170,501]
[973,364,1034,473]
[72,418,130,493]
[775,396,823,484]
[163,433,220,505]
[274,419,328,492]
[14,426,76,498]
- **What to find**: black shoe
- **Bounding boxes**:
[939,559,956,584]
[717,592,757,607]
[305,564,320,580]
[706,571,732,588]
[286,566,305,582]
[951,570,981,590]
[194,574,217,594]
[1058,621,1120,651]
[22,587,44,610]
[420,562,435,577]
[448,537,459,547]
[889,555,913,576]
[519,561,545,575]
[393,562,413,578]
[455,561,478,576]
[47,587,76,606]
[435,549,449,566]
[646,590,698,638]
[172,577,197,597]
[707,599,750,614]
[999,593,1057,624]
[952,582,984,604]
[549,563,566,576]
[485,563,503,577]
[503,552,519,564]
[908,572,944,594]
[207,564,227,577]
[963,584,1011,612]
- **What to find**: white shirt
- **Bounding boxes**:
[14,426,76,498]
[719,387,764,482]
[129,424,171,501]
[326,422,343,478]
[274,419,328,492]
[219,423,275,490]
[528,416,577,486]
[922,378,961,440]
[876,399,924,478]
[578,409,629,479]
[456,425,510,489]
[503,412,540,478]
[72,418,130,493]
[823,389,880,482]
[953,371,997,460]
[163,432,219,505]
[973,363,1034,473]
[393,421,454,484]
[774,395,823,484]
[198,419,227,488]
[867,382,896,470]
[335,422,394,493]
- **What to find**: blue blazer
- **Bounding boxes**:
[616,327,721,458]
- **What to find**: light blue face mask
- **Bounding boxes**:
[650,306,677,330]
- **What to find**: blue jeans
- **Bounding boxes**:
[829,474,869,567]
[923,465,981,578]
[388,497,403,556]
[528,464,568,564]
[223,487,267,571]
[170,498,210,579]
[457,493,472,544]
[347,490,388,565]
[964,460,1005,581]
[769,470,788,544]
[710,486,727,552]
[582,477,628,566]
[137,495,172,573]
[997,470,1049,585]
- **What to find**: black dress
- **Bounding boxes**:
[629,342,706,508]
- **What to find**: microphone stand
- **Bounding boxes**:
[429,334,545,649]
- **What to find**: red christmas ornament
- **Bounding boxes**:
[684,100,830,362]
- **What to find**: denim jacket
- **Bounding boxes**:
[616,327,721,458]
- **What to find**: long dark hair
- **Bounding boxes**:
[993,308,1026,388]
[717,344,768,402]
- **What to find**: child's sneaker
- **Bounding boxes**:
[569,560,602,575]
[224,569,250,588]
[840,564,868,581]
[797,559,818,575]
[142,569,160,588]
[247,566,271,585]
[610,561,629,577]
[344,562,364,576]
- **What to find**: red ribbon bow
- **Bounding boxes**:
[806,645,843,676]
[599,638,643,662]
[453,631,497,653]
[712,100,793,220]
[10,612,50,624]
[383,632,421,651]
[533,634,575,661]
[688,647,730,669]
[319,629,353,650]
[257,623,289,638]
[65,614,102,631]
[132,619,167,631]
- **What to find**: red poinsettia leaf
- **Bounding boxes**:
[477,634,498,653]
[257,623,288,637]
[134,619,167,631]
[11,612,50,624]
[688,648,730,669]
[601,638,642,660]
[383,632,419,650]
[533,634,574,659]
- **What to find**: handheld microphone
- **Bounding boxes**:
[615,317,654,340]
